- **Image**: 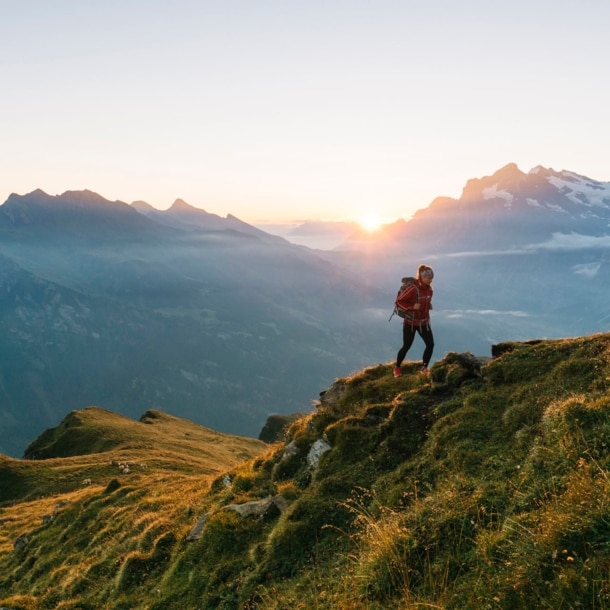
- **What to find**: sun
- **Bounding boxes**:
[358,212,383,233]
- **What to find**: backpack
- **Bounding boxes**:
[388,277,419,321]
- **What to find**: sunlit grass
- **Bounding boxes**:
[2,335,610,608]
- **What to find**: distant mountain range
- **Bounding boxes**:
[336,163,610,254]
[0,188,386,457]
[132,198,289,244]
[0,163,609,457]
[329,163,610,342]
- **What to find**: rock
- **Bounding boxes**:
[307,438,331,470]
[318,381,348,408]
[186,514,210,542]
[445,352,491,373]
[272,495,291,514]
[225,494,291,519]
[225,497,275,518]
[258,413,300,443]
[187,495,292,541]
[281,440,299,461]
[13,534,28,552]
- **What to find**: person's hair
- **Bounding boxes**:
[417,264,434,281]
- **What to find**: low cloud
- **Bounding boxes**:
[443,309,530,319]
[526,232,610,250]
[427,233,610,258]
[572,262,601,278]
[428,249,525,259]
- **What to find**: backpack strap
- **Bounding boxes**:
[407,283,421,327]
[389,278,420,322]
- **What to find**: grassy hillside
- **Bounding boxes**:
[2,335,610,609]
[1,407,266,504]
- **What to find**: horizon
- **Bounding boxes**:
[2,1,609,225]
[3,159,610,243]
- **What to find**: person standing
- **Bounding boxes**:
[393,265,434,377]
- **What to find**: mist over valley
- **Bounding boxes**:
[1,163,609,457]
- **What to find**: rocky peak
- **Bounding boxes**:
[460,162,527,201]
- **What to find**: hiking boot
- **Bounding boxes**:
[393,367,401,378]
[420,366,429,374]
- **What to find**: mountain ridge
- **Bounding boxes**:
[130,196,288,243]
[1,163,610,461]
[0,188,173,243]
[337,163,610,255]
[1,334,610,608]
[0,188,385,458]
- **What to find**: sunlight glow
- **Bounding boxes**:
[358,212,383,232]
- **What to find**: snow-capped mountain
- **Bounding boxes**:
[418,163,610,252]
[345,164,610,256]
[329,163,610,378]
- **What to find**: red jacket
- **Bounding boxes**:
[396,280,433,326]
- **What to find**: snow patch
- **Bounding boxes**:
[483,185,514,207]
[548,174,610,207]
[546,203,568,214]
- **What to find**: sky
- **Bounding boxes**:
[1,0,609,226]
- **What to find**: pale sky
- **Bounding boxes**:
[1,0,609,224]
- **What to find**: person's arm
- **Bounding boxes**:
[396,285,419,310]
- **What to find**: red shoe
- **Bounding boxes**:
[393,367,401,377]
[420,366,429,374]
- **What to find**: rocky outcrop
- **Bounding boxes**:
[186,494,292,542]
[318,381,348,408]
[306,438,331,470]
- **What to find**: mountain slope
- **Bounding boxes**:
[132,197,287,244]
[327,163,610,366]
[2,168,610,462]
[338,163,610,255]
[0,407,266,505]
[0,189,172,242]
[0,189,386,458]
[1,334,610,608]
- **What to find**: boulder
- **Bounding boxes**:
[307,438,331,470]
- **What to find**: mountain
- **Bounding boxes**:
[1,166,610,458]
[20,405,266,464]
[0,405,265,504]
[340,163,610,255]
[1,335,610,608]
[326,163,610,363]
[417,163,610,252]
[132,198,287,244]
[0,189,388,458]
[0,189,171,243]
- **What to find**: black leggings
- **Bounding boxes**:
[396,323,434,368]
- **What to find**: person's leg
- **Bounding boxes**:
[396,324,417,367]
[419,325,435,369]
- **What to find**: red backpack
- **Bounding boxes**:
[389,277,420,321]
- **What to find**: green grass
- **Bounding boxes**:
[2,334,610,608]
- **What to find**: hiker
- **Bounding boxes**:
[393,264,434,377]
